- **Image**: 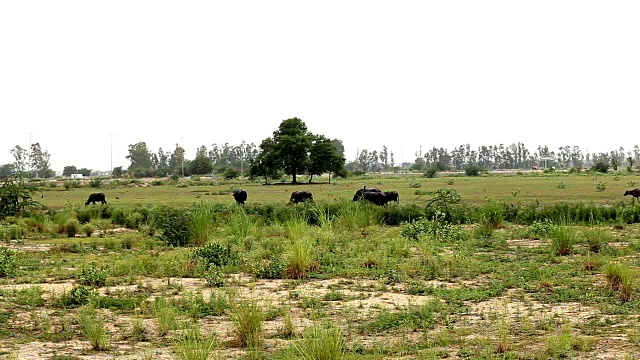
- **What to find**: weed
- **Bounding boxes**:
[77,305,110,351]
[230,299,264,348]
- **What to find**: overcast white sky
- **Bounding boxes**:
[1,1,639,172]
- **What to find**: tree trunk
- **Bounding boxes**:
[309,175,313,183]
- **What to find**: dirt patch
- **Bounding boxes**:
[507,238,546,248]
[0,281,75,297]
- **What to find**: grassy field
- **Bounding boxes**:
[37,171,640,208]
[1,172,639,359]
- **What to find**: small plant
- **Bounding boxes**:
[423,167,438,178]
[192,242,234,268]
[173,325,218,360]
[83,224,95,238]
[628,180,637,187]
[227,207,254,242]
[604,262,635,301]
[57,286,93,308]
[230,299,264,348]
[254,257,286,279]
[65,219,80,237]
[549,225,576,256]
[292,323,346,360]
[556,181,567,189]
[409,182,422,188]
[77,305,110,351]
[595,181,607,192]
[614,175,621,181]
[583,227,611,253]
[445,179,454,185]
[189,200,218,246]
[511,187,520,196]
[204,265,225,287]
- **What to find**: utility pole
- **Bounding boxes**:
[110,133,115,177]
[240,138,244,176]
[181,137,184,177]
[27,131,32,177]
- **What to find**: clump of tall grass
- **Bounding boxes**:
[478,200,504,228]
[230,299,264,348]
[173,324,219,360]
[189,200,218,246]
[154,297,180,336]
[335,200,383,228]
[77,305,110,351]
[292,322,346,360]
[284,215,308,242]
[582,226,611,253]
[227,206,254,243]
[286,236,315,279]
[604,262,635,301]
[548,225,576,256]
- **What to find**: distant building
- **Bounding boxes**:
[70,174,84,179]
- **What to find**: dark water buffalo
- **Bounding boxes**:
[384,191,399,202]
[352,186,382,201]
[361,191,393,206]
[85,192,107,205]
[624,188,640,199]
[290,190,313,203]
[232,189,248,206]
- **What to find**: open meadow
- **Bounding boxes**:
[1,172,640,359]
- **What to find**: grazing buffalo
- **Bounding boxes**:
[624,188,640,199]
[233,189,248,206]
[290,191,313,203]
[384,191,399,202]
[85,192,107,205]
[352,186,382,201]
[361,191,393,206]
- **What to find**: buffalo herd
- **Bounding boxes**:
[227,186,398,206]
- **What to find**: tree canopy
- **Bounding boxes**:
[250,118,345,183]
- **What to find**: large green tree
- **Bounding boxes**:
[308,135,345,182]
[10,145,28,176]
[248,138,281,184]
[63,166,78,177]
[126,142,152,171]
[29,143,51,178]
[190,145,214,175]
[0,164,14,177]
[251,118,344,184]
[272,118,313,183]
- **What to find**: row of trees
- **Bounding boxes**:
[1,143,53,178]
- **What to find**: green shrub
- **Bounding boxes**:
[78,305,110,351]
[583,227,611,253]
[464,165,484,176]
[224,169,239,180]
[189,201,218,246]
[65,219,80,237]
[604,262,635,301]
[204,265,225,288]
[78,261,108,287]
[57,286,93,308]
[0,247,18,277]
[192,242,234,267]
[424,167,438,178]
[591,161,608,174]
[231,299,264,348]
[149,206,191,246]
[595,181,607,192]
[254,257,285,279]
[83,224,95,237]
[549,225,576,256]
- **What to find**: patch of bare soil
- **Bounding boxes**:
[5,242,53,252]
[507,238,546,248]
[0,281,75,298]
[464,289,599,326]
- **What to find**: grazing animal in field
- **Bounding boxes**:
[290,190,313,203]
[624,188,640,199]
[85,192,107,205]
[383,191,399,202]
[233,189,248,206]
[361,191,393,206]
[352,186,382,201]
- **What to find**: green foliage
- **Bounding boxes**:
[56,286,94,308]
[464,165,484,176]
[223,168,239,180]
[0,247,18,277]
[189,201,218,246]
[528,219,555,237]
[595,181,607,192]
[592,161,608,173]
[227,207,254,242]
[65,219,80,237]
[204,265,225,288]
[192,242,235,267]
[78,261,108,287]
[549,225,576,256]
[400,211,465,242]
[287,237,315,279]
[173,325,218,360]
[292,323,346,360]
[77,305,110,351]
[604,262,635,301]
[556,181,567,189]
[254,257,286,279]
[149,205,191,246]
[231,299,265,348]
[478,200,504,228]
[423,166,438,178]
[0,176,41,220]
[583,226,611,253]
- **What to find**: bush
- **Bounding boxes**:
[204,265,225,287]
[65,219,80,238]
[464,165,484,176]
[192,242,235,267]
[0,247,18,277]
[78,261,108,287]
[224,169,240,180]
[254,257,286,279]
[592,161,608,174]
[58,286,93,308]
[149,206,191,246]
[423,167,438,178]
